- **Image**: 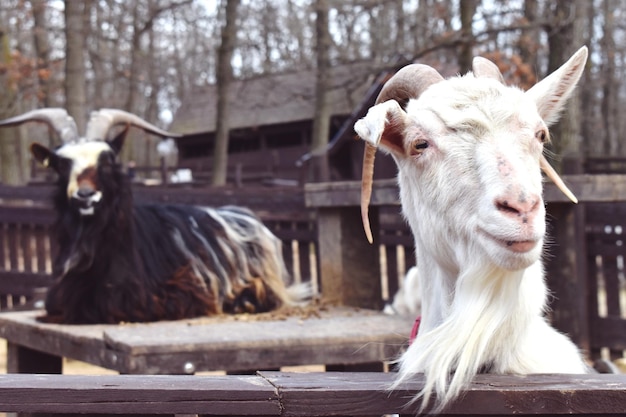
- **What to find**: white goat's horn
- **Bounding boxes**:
[540,155,578,203]
[86,109,182,141]
[361,143,376,244]
[472,56,505,83]
[0,108,78,143]
[360,65,444,243]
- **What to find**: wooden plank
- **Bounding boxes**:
[34,226,48,273]
[6,224,19,273]
[102,308,409,374]
[6,343,62,374]
[0,309,412,374]
[0,310,113,370]
[305,179,398,208]
[20,224,33,273]
[316,207,382,309]
[544,204,590,352]
[0,271,51,297]
[0,206,55,225]
[305,175,626,208]
[0,373,280,415]
[589,316,626,350]
[0,372,624,416]
[543,174,626,202]
[260,372,626,416]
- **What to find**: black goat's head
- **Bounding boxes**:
[0,108,181,216]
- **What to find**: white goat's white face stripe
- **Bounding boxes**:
[56,141,113,200]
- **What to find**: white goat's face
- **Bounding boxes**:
[356,47,588,271]
[397,80,548,270]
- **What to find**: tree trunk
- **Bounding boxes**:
[64,0,87,134]
[600,0,618,156]
[458,0,478,74]
[579,0,596,158]
[546,1,585,174]
[310,0,331,182]
[0,27,26,185]
[31,0,53,108]
[212,0,239,187]
[518,0,539,85]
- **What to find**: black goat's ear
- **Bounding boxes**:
[109,124,130,154]
[30,143,57,169]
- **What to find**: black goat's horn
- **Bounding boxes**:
[0,108,79,143]
[86,109,182,141]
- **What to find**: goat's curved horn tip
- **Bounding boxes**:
[361,207,374,244]
[540,155,578,204]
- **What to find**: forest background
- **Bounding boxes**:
[0,0,620,185]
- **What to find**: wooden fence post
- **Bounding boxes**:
[316,206,382,309]
[544,202,590,354]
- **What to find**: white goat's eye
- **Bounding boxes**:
[413,139,429,154]
[535,129,549,143]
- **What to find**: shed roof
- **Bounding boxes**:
[169,62,379,135]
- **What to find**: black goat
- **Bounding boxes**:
[0,108,308,324]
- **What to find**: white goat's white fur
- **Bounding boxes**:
[355,47,589,413]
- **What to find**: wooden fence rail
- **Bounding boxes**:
[0,372,624,416]
[3,177,626,360]
[304,175,626,361]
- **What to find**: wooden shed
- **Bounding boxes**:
[169,62,399,186]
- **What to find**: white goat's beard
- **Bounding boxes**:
[393,262,540,412]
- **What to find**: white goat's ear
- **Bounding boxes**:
[354,100,407,156]
[526,46,588,126]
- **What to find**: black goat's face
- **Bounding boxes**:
[0,108,180,217]
[32,140,118,216]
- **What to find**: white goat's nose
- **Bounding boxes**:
[495,193,541,224]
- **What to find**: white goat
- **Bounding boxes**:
[384,266,421,316]
[355,47,589,413]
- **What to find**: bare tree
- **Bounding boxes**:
[0,28,21,184]
[600,0,619,156]
[458,0,479,73]
[212,0,240,186]
[545,1,586,173]
[31,0,54,109]
[64,0,87,134]
[310,0,331,182]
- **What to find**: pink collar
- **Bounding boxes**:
[409,316,421,344]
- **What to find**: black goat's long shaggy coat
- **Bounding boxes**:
[43,165,298,324]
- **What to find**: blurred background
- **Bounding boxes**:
[0,1,619,186]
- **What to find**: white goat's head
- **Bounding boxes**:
[356,47,587,272]
[0,109,180,216]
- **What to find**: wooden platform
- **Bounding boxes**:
[0,372,625,415]
[0,308,413,374]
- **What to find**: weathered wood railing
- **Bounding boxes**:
[0,183,415,309]
[0,184,319,308]
[305,175,626,360]
[3,176,626,362]
[0,372,624,416]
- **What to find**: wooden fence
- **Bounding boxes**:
[0,183,416,311]
[1,178,626,360]
[0,372,624,416]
